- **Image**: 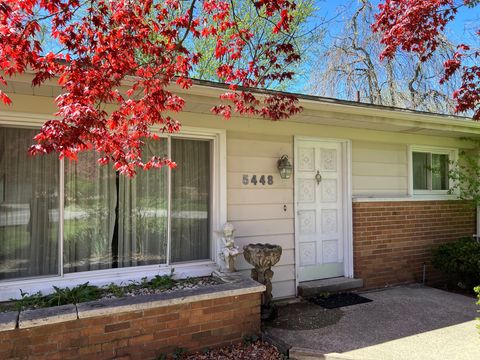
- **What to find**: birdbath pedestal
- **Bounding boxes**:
[243,243,282,320]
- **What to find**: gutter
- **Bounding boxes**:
[5,71,480,136]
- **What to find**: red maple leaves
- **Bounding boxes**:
[0,0,302,175]
[373,0,480,119]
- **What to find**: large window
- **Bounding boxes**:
[410,146,457,195]
[0,127,213,281]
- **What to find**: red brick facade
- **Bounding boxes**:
[353,200,476,289]
[0,293,261,360]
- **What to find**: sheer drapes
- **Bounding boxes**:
[118,140,168,267]
[0,127,59,280]
[1,132,211,280]
[171,139,211,262]
[413,152,428,190]
[64,140,168,272]
[63,151,116,273]
[432,154,448,190]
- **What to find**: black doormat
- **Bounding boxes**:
[307,293,373,309]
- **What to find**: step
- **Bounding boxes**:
[298,277,363,297]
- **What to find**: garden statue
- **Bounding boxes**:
[219,223,241,273]
[243,243,282,320]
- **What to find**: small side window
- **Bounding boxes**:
[411,147,455,195]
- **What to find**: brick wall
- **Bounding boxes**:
[0,292,261,360]
[353,200,476,289]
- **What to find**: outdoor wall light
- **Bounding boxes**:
[277,155,292,179]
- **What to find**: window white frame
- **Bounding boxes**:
[408,145,458,198]
[0,112,227,301]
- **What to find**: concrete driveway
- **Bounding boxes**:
[264,285,479,360]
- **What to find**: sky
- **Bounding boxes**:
[288,0,480,94]
[315,0,480,41]
[32,0,480,104]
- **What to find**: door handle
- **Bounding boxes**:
[315,170,322,184]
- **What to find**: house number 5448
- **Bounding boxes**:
[243,175,274,186]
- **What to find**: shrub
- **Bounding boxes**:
[103,283,126,298]
[4,271,217,312]
[47,282,103,306]
[448,141,480,206]
[13,290,48,311]
[432,237,480,291]
[149,274,175,290]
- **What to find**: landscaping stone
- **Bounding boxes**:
[19,304,77,328]
[0,311,18,331]
[101,276,221,299]
[77,277,264,319]
[1,275,264,359]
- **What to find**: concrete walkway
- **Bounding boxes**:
[264,285,479,360]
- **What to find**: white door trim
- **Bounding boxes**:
[294,136,353,293]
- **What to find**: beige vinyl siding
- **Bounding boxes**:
[3,89,476,300]
[227,132,296,298]
[226,135,410,299]
[352,141,408,196]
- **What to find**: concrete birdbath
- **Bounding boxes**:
[243,243,282,320]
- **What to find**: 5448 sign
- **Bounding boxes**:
[243,175,274,186]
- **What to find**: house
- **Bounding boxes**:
[0,75,478,301]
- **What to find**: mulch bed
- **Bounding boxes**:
[308,293,372,309]
[184,341,285,360]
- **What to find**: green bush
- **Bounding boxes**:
[432,237,480,291]
[47,282,103,307]
[3,271,221,312]
[15,290,49,311]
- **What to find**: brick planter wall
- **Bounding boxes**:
[353,200,476,289]
[0,278,264,360]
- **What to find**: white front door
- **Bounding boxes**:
[295,138,346,282]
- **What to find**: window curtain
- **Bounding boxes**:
[63,140,168,272]
[170,138,211,262]
[0,127,59,280]
[1,133,210,280]
[412,152,449,191]
[117,140,168,267]
[432,154,449,190]
[63,151,116,273]
[413,152,428,190]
